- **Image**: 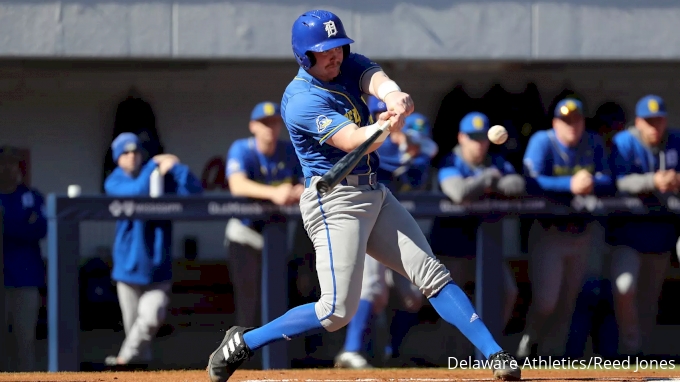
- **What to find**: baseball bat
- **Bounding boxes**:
[316,120,392,195]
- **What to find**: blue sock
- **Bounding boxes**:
[343,299,372,352]
[428,282,503,359]
[389,309,419,358]
[243,303,323,351]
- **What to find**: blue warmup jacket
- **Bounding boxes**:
[104,160,203,285]
[1,185,47,287]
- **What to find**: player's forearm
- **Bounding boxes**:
[534,175,572,192]
[616,173,655,194]
[104,162,158,196]
[228,175,281,201]
[440,177,488,203]
[168,164,204,195]
[331,124,389,154]
[363,68,389,97]
[495,175,526,196]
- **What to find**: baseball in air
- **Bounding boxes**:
[488,125,508,145]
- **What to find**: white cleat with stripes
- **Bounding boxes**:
[207,326,254,382]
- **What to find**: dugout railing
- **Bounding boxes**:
[19,193,680,371]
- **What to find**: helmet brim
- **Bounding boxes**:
[307,38,354,53]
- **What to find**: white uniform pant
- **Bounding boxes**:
[523,221,594,356]
[116,281,171,363]
[610,246,670,355]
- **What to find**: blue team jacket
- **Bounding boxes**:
[104,160,203,285]
[1,185,47,287]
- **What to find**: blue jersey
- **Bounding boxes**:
[281,53,381,178]
[523,128,613,233]
[376,138,431,192]
[105,160,203,285]
[226,137,302,230]
[226,137,302,186]
[523,129,613,197]
[608,127,680,253]
[0,185,47,287]
[430,149,516,257]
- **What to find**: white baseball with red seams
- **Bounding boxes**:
[488,125,508,145]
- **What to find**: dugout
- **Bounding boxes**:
[2,0,680,371]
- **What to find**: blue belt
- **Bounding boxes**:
[304,173,377,188]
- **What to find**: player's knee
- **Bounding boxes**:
[506,283,519,305]
[415,258,453,298]
[614,271,637,296]
[402,294,423,313]
[317,294,361,332]
[138,310,164,331]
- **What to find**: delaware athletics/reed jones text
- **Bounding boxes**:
[448,356,676,372]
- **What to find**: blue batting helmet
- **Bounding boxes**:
[292,10,354,70]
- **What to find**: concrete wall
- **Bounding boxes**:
[2,1,680,60]
[3,60,680,260]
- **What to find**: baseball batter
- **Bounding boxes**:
[207,10,521,382]
[334,98,438,369]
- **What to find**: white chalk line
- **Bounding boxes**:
[240,379,666,382]
[240,379,641,382]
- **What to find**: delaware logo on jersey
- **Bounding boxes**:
[344,107,361,125]
[21,192,34,208]
[316,115,333,132]
[553,164,594,176]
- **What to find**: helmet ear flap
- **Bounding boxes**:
[306,52,316,68]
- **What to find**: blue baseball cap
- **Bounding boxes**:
[636,95,667,118]
[251,101,281,121]
[554,98,584,117]
[367,95,387,116]
[112,132,140,162]
[404,113,432,137]
[459,112,489,138]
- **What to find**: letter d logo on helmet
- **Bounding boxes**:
[292,10,354,70]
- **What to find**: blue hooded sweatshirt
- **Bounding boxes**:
[104,160,203,285]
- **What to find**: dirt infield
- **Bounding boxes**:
[1,368,680,382]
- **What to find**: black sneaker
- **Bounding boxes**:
[489,351,522,380]
[207,326,254,382]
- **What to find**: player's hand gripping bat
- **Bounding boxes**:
[316,120,393,195]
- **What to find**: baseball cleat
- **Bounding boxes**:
[334,351,374,369]
[489,351,522,380]
[207,326,254,382]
